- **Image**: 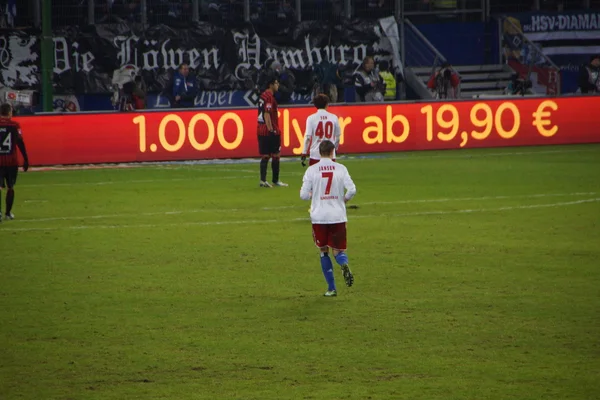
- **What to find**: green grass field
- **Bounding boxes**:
[1,144,599,400]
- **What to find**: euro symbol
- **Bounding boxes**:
[532,100,558,137]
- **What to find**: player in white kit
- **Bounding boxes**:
[300,140,357,297]
[301,94,341,167]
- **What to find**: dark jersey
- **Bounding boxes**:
[0,117,24,167]
[257,90,279,136]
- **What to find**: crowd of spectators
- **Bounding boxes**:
[4,0,598,110]
[143,54,403,110]
[7,0,599,29]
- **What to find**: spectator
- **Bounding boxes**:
[109,0,140,21]
[2,0,16,28]
[208,0,244,26]
[172,63,199,108]
[96,0,115,21]
[256,59,276,93]
[377,60,397,101]
[578,55,600,94]
[504,73,534,96]
[111,64,139,111]
[249,0,263,22]
[257,59,296,104]
[270,61,295,104]
[157,0,192,25]
[427,62,460,99]
[331,0,343,19]
[354,56,385,102]
[132,75,147,109]
[312,59,342,103]
[277,0,295,21]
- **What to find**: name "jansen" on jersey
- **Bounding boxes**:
[319,165,336,171]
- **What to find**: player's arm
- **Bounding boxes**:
[343,169,357,203]
[263,105,274,132]
[299,169,313,201]
[16,129,29,172]
[301,116,313,155]
[333,120,341,151]
[301,117,313,165]
[172,77,182,97]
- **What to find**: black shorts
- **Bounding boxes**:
[0,166,18,188]
[258,133,281,155]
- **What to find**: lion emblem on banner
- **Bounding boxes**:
[0,33,39,88]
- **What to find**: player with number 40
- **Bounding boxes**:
[300,94,341,167]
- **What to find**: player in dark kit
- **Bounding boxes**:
[257,78,288,188]
[0,103,29,222]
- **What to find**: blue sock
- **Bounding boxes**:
[320,253,336,291]
[335,251,349,266]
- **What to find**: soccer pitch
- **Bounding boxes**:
[1,144,599,400]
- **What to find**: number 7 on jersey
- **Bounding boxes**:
[321,172,333,195]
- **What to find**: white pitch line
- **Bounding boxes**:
[23,145,600,175]
[13,192,597,224]
[21,172,305,188]
[342,147,600,162]
[4,198,599,233]
[19,207,242,223]
[20,175,256,188]
[261,192,598,211]
[146,167,259,173]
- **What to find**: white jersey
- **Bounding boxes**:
[299,158,357,224]
[302,109,341,161]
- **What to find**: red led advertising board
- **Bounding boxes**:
[14,96,600,166]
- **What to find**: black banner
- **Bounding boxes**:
[0,17,402,95]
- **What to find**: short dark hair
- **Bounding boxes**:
[266,77,279,87]
[0,103,12,116]
[319,140,336,157]
[312,93,329,109]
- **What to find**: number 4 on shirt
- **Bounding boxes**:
[314,121,334,139]
[0,131,12,153]
[321,172,333,195]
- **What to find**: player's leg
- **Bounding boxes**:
[271,153,288,186]
[259,156,271,187]
[270,134,287,187]
[313,224,336,296]
[5,187,14,219]
[330,223,353,287]
[0,169,5,222]
[330,85,338,103]
[4,167,17,219]
[258,136,272,187]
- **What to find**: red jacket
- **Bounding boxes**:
[427,71,460,89]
